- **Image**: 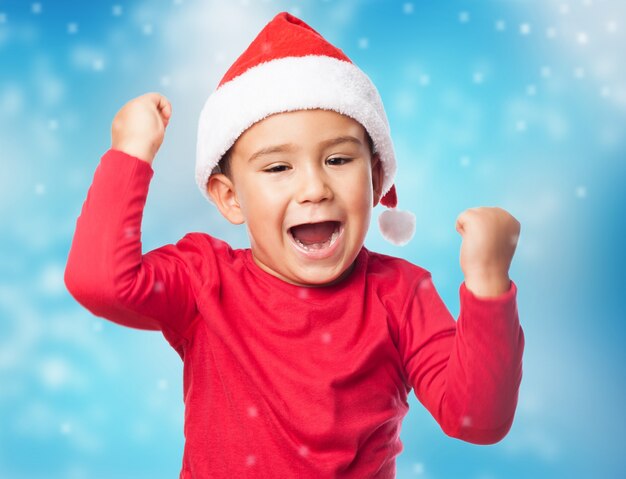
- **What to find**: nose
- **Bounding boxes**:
[295,164,333,204]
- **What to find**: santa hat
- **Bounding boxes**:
[196,11,415,246]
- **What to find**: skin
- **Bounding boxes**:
[207,108,384,287]
[111,92,521,297]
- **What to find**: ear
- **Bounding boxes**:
[207,174,245,225]
[371,153,384,207]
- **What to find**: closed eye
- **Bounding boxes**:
[327,157,352,166]
[263,164,290,173]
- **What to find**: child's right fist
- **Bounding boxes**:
[111,92,172,164]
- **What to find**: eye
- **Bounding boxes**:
[264,164,289,173]
[327,157,352,166]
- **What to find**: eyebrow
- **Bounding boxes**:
[248,135,363,163]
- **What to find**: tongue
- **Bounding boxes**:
[291,221,337,245]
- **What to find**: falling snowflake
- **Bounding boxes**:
[606,21,617,34]
[575,186,587,198]
[247,405,258,417]
[419,74,430,86]
[35,183,45,195]
[143,24,153,35]
[31,3,42,14]
[459,156,470,167]
[403,3,414,15]
[298,445,309,456]
[546,26,557,39]
[540,66,552,78]
[559,3,570,15]
[60,422,72,434]
[461,415,473,427]
[526,84,537,96]
[495,20,506,31]
[153,281,165,293]
[48,119,59,130]
[576,32,589,45]
[0,12,6,24]
[574,67,585,79]
[358,37,369,49]
[112,5,123,16]
[67,22,78,34]
[412,462,425,475]
[321,332,332,344]
[458,11,470,23]
[92,58,104,71]
[472,72,484,84]
[516,120,527,132]
[519,23,531,35]
[157,379,168,390]
[245,455,256,466]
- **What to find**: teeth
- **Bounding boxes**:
[292,225,340,251]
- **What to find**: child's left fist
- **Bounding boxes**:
[455,207,521,297]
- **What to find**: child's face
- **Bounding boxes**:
[208,109,383,287]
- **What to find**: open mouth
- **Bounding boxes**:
[288,221,342,252]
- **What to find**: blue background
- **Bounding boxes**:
[1,0,625,478]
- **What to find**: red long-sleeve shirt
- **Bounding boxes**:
[64,149,525,478]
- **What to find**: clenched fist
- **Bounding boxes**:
[455,207,521,298]
[111,92,172,164]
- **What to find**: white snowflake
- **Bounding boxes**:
[519,23,531,35]
[60,422,72,434]
[92,321,103,333]
[546,26,557,39]
[600,86,611,97]
[321,332,332,344]
[606,21,617,34]
[0,12,6,24]
[516,120,527,132]
[412,462,425,475]
[298,445,309,456]
[112,5,123,16]
[31,3,42,14]
[157,379,168,390]
[419,74,430,86]
[458,11,470,23]
[245,455,256,466]
[67,22,78,34]
[248,406,258,417]
[526,84,537,96]
[35,183,45,195]
[459,156,470,167]
[472,72,484,84]
[92,58,104,71]
[461,415,473,427]
[358,37,369,49]
[575,186,587,198]
[559,3,570,15]
[574,67,585,79]
[153,281,165,293]
[576,32,589,45]
[161,75,171,87]
[403,3,414,15]
[540,66,552,78]
[48,119,59,130]
[495,20,506,31]
[143,24,153,35]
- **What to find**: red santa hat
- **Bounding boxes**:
[196,11,415,246]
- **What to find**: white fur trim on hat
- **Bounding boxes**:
[195,55,396,202]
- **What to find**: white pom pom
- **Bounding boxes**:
[378,208,416,246]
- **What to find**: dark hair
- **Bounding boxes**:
[215,130,375,179]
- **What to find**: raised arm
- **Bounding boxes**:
[64,93,198,344]
[400,207,524,444]
[399,275,524,445]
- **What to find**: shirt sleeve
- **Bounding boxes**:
[398,274,525,445]
[64,149,199,347]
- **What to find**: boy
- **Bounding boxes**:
[65,11,524,479]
